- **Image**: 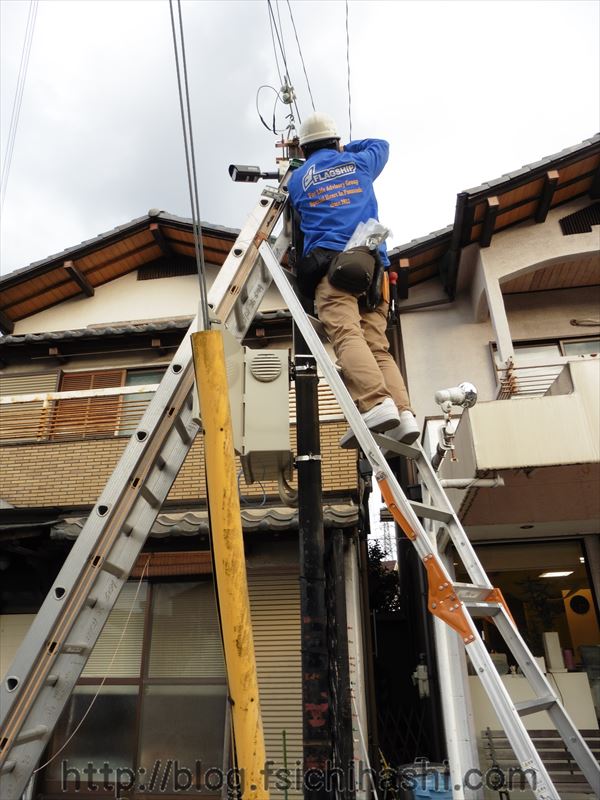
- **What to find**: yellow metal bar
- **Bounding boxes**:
[191,330,268,800]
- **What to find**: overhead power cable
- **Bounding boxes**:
[286,0,316,112]
[345,0,353,141]
[266,0,301,125]
[267,5,284,87]
[275,0,288,70]
[168,0,210,330]
[1,0,38,214]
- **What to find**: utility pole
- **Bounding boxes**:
[294,320,332,799]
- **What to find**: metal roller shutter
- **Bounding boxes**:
[249,570,303,799]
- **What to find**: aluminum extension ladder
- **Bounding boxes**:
[0,175,293,800]
[1,170,598,799]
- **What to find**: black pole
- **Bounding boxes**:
[294,320,332,799]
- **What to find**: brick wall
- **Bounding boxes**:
[0,422,357,507]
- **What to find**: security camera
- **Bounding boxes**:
[434,382,477,409]
[228,164,279,183]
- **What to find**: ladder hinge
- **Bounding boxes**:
[424,555,475,644]
[378,477,416,540]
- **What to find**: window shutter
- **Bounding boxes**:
[0,372,58,442]
[52,369,124,439]
[82,583,147,678]
[147,581,225,679]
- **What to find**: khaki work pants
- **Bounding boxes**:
[315,276,412,415]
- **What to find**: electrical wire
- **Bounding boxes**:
[286,0,316,112]
[266,0,302,125]
[33,558,151,773]
[267,4,284,87]
[275,0,288,71]
[1,0,38,213]
[168,0,210,330]
[345,0,353,141]
[255,84,287,134]
[237,468,267,507]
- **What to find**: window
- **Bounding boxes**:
[561,337,600,356]
[51,368,164,441]
[119,369,165,436]
[454,540,600,668]
[492,336,599,365]
[40,580,227,797]
[52,369,125,440]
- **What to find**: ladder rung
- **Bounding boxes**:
[463,602,502,618]
[408,500,454,524]
[372,432,420,459]
[61,642,91,656]
[454,583,495,602]
[140,484,161,509]
[15,725,48,745]
[174,416,192,444]
[514,696,557,716]
[100,559,129,579]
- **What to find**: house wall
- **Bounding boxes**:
[400,199,600,424]
[477,197,598,292]
[0,419,356,508]
[12,267,287,335]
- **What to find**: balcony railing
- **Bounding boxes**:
[495,355,598,399]
[0,384,160,443]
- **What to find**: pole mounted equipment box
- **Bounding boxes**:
[224,337,293,485]
[241,349,292,485]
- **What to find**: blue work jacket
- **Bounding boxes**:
[288,138,390,266]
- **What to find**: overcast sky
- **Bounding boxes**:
[1,0,598,276]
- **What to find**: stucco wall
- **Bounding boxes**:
[478,197,598,287]
[12,266,287,335]
[401,198,600,423]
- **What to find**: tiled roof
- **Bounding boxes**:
[0,211,239,283]
[50,504,359,539]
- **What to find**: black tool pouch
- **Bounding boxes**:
[327,246,376,294]
[296,247,337,299]
[360,250,385,311]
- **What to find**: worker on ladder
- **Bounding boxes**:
[288,112,420,448]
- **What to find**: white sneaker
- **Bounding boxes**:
[387,410,420,447]
[340,397,400,449]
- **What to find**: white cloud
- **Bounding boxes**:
[1,0,598,273]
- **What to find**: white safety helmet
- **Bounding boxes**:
[299,112,339,146]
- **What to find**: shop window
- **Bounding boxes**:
[455,539,600,670]
[39,580,226,797]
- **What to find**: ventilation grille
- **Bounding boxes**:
[249,352,283,382]
[559,202,600,235]
[138,259,197,280]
